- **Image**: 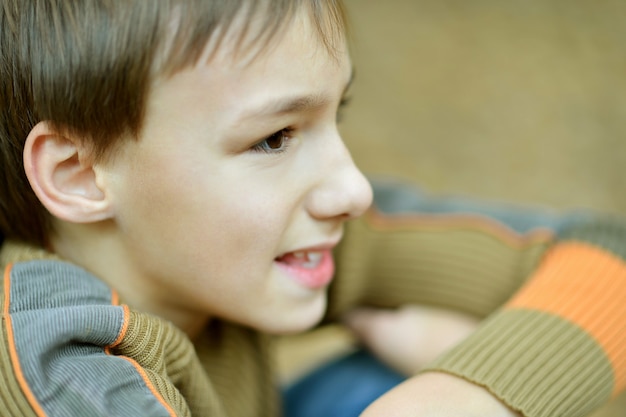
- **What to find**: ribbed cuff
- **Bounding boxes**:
[423,309,614,417]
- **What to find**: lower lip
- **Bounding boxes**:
[275,249,335,289]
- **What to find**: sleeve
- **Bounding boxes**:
[328,178,570,317]
[0,311,189,417]
[0,260,210,417]
[329,179,626,417]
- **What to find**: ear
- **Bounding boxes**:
[23,122,114,223]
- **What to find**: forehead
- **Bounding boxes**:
[142,8,351,136]
[151,4,351,99]
[158,1,347,78]
[216,9,345,71]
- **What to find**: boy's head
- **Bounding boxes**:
[0,0,346,246]
[0,0,372,335]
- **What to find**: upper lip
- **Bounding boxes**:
[275,236,342,259]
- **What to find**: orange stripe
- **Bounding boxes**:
[3,265,11,316]
[110,288,120,307]
[506,242,626,396]
[3,264,48,417]
[365,207,554,248]
[117,356,177,417]
[104,305,176,416]
[108,304,130,349]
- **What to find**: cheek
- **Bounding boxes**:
[119,171,287,264]
[114,143,218,227]
[109,142,302,273]
[108,153,217,263]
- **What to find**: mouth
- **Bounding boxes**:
[276,250,324,268]
[274,249,335,289]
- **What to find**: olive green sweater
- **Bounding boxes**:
[1,181,625,416]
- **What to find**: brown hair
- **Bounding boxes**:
[0,0,347,247]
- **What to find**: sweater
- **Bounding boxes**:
[1,179,625,416]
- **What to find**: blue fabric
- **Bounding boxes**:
[283,349,405,417]
[370,178,592,235]
[6,261,173,417]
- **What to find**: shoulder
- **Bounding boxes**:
[0,260,181,416]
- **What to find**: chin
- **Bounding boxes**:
[255,296,328,335]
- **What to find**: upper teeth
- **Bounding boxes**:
[293,251,323,267]
[307,252,322,263]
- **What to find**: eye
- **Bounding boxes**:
[250,128,293,154]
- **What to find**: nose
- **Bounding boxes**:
[306,137,373,221]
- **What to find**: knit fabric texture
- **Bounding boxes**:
[1,180,625,416]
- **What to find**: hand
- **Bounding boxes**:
[360,372,522,417]
[343,305,479,375]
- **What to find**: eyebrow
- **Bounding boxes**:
[266,94,331,115]
[240,71,354,120]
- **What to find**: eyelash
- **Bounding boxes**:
[250,128,295,154]
[249,95,352,154]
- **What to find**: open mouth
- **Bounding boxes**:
[274,249,335,289]
[275,251,324,269]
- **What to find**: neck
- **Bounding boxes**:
[49,220,211,339]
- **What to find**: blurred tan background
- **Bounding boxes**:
[341,0,626,215]
[279,1,626,415]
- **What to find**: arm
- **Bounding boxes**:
[329,178,568,321]
[361,372,521,417]
[329,179,626,416]
[417,219,626,417]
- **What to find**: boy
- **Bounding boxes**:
[1,1,625,416]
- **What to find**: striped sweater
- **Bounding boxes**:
[0,179,625,416]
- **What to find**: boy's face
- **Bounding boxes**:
[98,11,373,334]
